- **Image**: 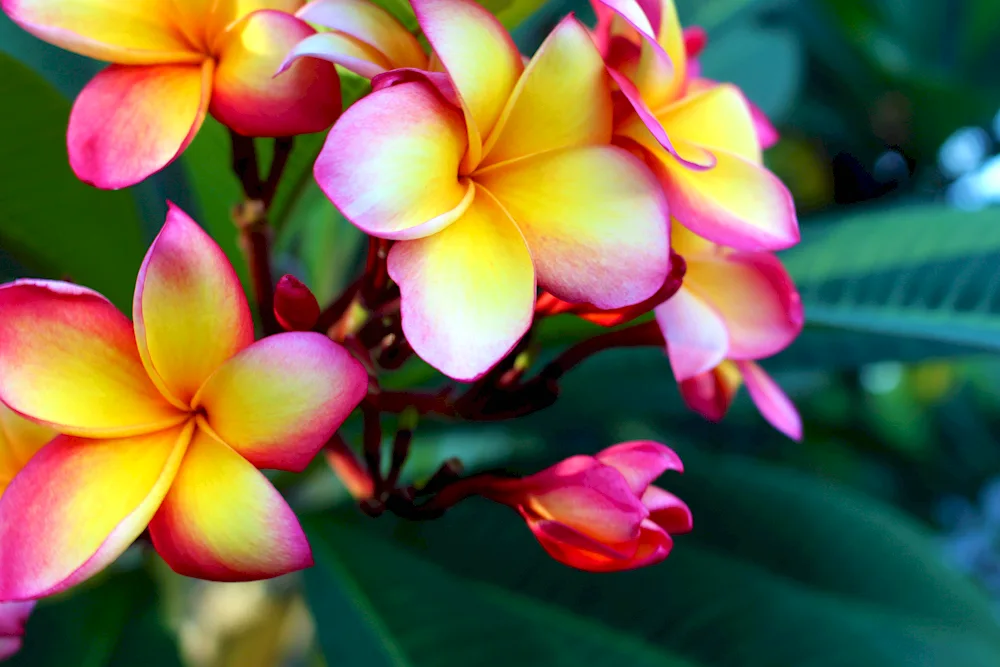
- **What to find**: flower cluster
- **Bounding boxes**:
[0,0,804,656]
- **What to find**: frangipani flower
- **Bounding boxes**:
[592,0,798,251]
[1,0,342,189]
[0,600,34,661]
[680,359,802,440]
[282,0,427,78]
[316,0,672,380]
[0,204,367,600]
[478,441,691,572]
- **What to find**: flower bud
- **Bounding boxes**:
[274,274,321,332]
[0,600,35,660]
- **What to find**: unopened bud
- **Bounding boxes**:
[274,274,320,331]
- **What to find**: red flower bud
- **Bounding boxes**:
[274,275,320,332]
[478,441,690,572]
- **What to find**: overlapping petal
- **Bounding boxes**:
[410,0,522,139]
[149,427,312,581]
[476,146,669,309]
[655,285,728,381]
[0,423,192,600]
[0,404,55,495]
[296,0,425,70]
[212,10,341,137]
[134,204,254,407]
[0,0,201,65]
[68,61,213,190]
[279,30,393,78]
[387,189,535,381]
[655,84,761,162]
[642,485,693,533]
[315,81,472,239]
[677,361,741,422]
[596,440,683,495]
[0,601,34,661]
[0,281,184,437]
[194,332,367,471]
[480,16,611,167]
[738,360,802,440]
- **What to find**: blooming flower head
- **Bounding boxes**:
[1,0,342,189]
[0,204,368,600]
[282,0,428,78]
[592,0,799,251]
[314,0,673,380]
[478,441,691,572]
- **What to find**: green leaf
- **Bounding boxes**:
[0,53,147,308]
[9,569,182,667]
[783,205,1000,358]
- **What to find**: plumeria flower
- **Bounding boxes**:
[315,0,672,380]
[476,441,691,572]
[282,0,428,78]
[1,0,342,189]
[591,0,798,250]
[679,359,802,440]
[0,204,367,601]
[0,599,34,661]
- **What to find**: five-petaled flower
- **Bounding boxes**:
[0,204,367,601]
[314,0,673,380]
[476,441,691,572]
[0,0,342,189]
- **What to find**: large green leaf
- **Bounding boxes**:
[306,451,1000,667]
[0,53,147,308]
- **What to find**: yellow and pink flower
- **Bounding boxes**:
[314,0,672,380]
[1,0,342,189]
[593,0,799,251]
[0,204,367,600]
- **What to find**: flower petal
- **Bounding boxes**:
[677,361,741,422]
[212,10,341,137]
[387,188,535,381]
[297,0,426,69]
[527,515,672,572]
[278,30,392,79]
[134,204,254,408]
[0,280,184,437]
[316,80,472,240]
[0,600,34,660]
[633,0,686,109]
[194,332,367,472]
[657,84,761,163]
[686,252,803,360]
[655,285,728,381]
[738,360,802,441]
[476,146,669,309]
[68,61,212,189]
[596,440,683,495]
[1,0,201,65]
[149,426,313,581]
[0,403,55,495]
[650,140,799,251]
[0,423,192,600]
[481,16,612,167]
[642,485,692,534]
[410,0,522,138]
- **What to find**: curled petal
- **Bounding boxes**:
[481,16,612,167]
[686,252,803,360]
[634,0,686,108]
[194,333,368,472]
[149,427,313,581]
[0,403,55,495]
[738,360,802,441]
[410,0,522,138]
[297,0,426,69]
[1,0,201,65]
[134,204,254,408]
[279,31,392,79]
[387,188,535,381]
[0,423,192,601]
[68,61,212,190]
[0,280,184,437]
[655,285,728,381]
[642,484,692,534]
[476,146,669,310]
[596,440,683,495]
[678,361,741,422]
[212,10,341,137]
[316,81,472,240]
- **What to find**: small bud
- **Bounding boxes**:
[274,274,320,331]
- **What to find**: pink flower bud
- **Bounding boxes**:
[274,275,320,332]
[478,441,690,572]
[0,600,35,661]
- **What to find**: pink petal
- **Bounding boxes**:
[149,426,313,581]
[737,360,802,441]
[642,484,693,534]
[193,332,368,472]
[655,285,729,381]
[315,80,473,240]
[596,440,683,495]
[68,61,212,189]
[677,363,741,422]
[212,10,341,137]
[133,204,254,408]
[278,31,392,79]
[387,188,535,381]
